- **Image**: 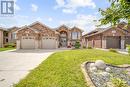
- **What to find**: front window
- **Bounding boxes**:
[72,32,80,39]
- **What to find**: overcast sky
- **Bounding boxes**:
[0,0,110,33]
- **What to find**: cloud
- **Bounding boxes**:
[13,0,20,11]
[36,17,42,21]
[48,17,53,22]
[31,4,38,12]
[55,0,65,7]
[60,14,99,33]
[62,8,77,14]
[55,0,96,14]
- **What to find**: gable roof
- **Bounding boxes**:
[16,25,40,33]
[28,21,55,32]
[55,24,70,30]
[84,22,128,37]
[71,26,84,32]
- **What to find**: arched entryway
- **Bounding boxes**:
[59,31,68,47]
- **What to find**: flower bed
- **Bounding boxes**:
[81,60,130,87]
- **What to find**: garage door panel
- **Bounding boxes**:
[106,36,120,49]
[21,37,35,49]
[42,37,56,49]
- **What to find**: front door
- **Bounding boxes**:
[60,38,67,47]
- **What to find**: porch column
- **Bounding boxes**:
[121,36,125,49]
[16,40,20,50]
[86,39,88,47]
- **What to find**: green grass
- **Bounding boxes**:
[14,49,130,87]
[0,47,15,52]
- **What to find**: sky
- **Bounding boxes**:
[0,0,111,34]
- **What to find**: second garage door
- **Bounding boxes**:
[106,36,121,49]
[21,37,35,49]
[42,37,56,49]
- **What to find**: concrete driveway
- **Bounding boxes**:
[0,49,61,87]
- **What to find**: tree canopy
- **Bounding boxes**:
[98,0,130,27]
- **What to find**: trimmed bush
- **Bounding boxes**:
[4,43,16,48]
[83,46,86,49]
[74,41,81,49]
[109,48,118,53]
[87,46,92,49]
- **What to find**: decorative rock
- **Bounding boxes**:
[101,72,110,77]
[90,63,96,68]
[106,67,111,72]
[90,67,97,72]
[128,81,130,86]
[95,60,106,70]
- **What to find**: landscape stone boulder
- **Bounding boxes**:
[95,60,106,70]
[105,67,111,72]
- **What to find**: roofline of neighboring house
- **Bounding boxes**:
[84,22,128,38]
[7,26,19,31]
[85,27,126,38]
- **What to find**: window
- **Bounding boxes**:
[72,32,77,39]
[12,32,16,39]
[72,32,80,39]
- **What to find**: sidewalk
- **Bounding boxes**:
[96,48,128,55]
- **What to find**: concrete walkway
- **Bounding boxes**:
[0,49,67,87]
[96,48,128,54]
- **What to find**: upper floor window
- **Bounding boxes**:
[72,32,80,39]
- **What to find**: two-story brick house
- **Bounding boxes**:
[16,21,83,49]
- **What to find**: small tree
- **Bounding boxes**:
[74,41,81,49]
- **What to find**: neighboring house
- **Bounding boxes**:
[84,22,130,49]
[0,27,18,48]
[7,26,19,43]
[16,21,83,49]
[0,28,4,48]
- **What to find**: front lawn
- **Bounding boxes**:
[15,49,130,87]
[0,47,15,52]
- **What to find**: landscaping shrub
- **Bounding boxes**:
[109,48,118,53]
[83,46,86,49]
[87,46,92,49]
[126,45,130,55]
[74,41,81,49]
[4,43,16,48]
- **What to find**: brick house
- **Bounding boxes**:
[0,27,18,48]
[0,28,4,48]
[84,22,130,49]
[16,21,83,49]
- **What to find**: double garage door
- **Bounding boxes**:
[21,37,56,49]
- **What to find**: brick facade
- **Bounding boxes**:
[84,23,130,49]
